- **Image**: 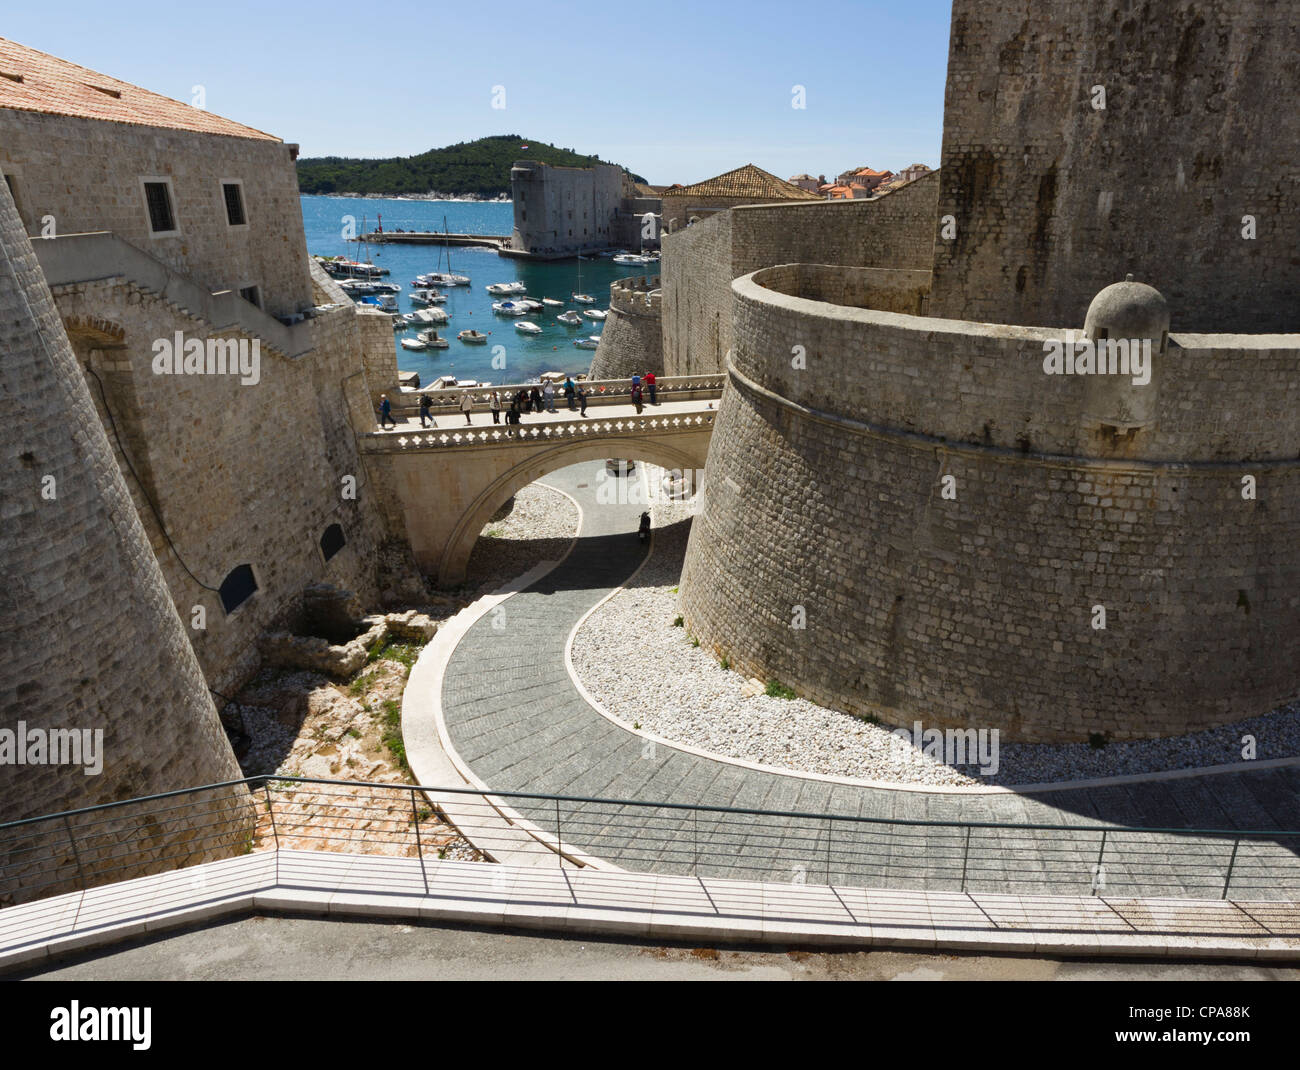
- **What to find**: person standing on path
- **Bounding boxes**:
[564,376,576,411]
[578,384,588,417]
[645,370,657,405]
[631,380,643,415]
[529,386,542,413]
[631,372,641,393]
[418,393,435,428]
[459,390,474,424]
[379,394,396,429]
[544,381,557,413]
[490,390,501,424]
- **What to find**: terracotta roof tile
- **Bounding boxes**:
[0,37,280,141]
[662,163,822,202]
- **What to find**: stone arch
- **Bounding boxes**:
[438,436,707,586]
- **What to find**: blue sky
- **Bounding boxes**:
[6,0,954,185]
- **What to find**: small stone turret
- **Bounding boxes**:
[1081,274,1168,430]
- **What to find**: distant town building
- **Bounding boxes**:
[787,173,822,193]
[660,163,821,231]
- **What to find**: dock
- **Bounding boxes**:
[355,232,510,249]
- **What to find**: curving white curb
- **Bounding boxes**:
[402,480,623,871]
[562,534,1300,797]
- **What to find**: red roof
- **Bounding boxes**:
[0,36,280,140]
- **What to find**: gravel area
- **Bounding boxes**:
[571,504,1300,787]
[461,481,579,596]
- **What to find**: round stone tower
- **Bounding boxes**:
[0,181,249,902]
[588,274,664,381]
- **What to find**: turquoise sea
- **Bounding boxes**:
[299,195,649,385]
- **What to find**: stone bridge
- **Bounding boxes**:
[361,375,722,586]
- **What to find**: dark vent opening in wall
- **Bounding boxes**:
[219,564,258,613]
[320,523,346,562]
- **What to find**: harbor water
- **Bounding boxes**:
[300,195,652,386]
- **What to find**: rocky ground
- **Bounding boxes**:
[229,480,580,857]
[571,503,1300,787]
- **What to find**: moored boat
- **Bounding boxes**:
[515,321,542,334]
[573,336,601,350]
[486,281,527,295]
[418,330,450,349]
[556,310,583,326]
[458,329,488,344]
[583,308,607,320]
[571,293,596,304]
[492,300,528,316]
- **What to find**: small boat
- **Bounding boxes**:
[400,336,429,351]
[339,278,381,295]
[583,308,607,321]
[455,379,480,388]
[370,282,401,294]
[571,293,596,304]
[418,330,449,349]
[409,289,446,306]
[556,310,583,326]
[515,321,543,334]
[411,308,449,325]
[492,300,528,316]
[517,298,544,312]
[613,253,647,265]
[433,374,459,390]
[541,297,564,307]
[458,329,489,344]
[429,272,471,287]
[574,336,601,350]
[374,294,398,312]
[486,281,527,295]
[539,371,566,382]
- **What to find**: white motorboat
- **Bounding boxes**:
[539,371,566,383]
[411,308,449,325]
[492,300,528,316]
[370,282,401,293]
[515,321,542,334]
[455,379,480,388]
[375,294,398,312]
[571,293,596,304]
[613,253,648,265]
[458,329,489,344]
[486,281,527,295]
[400,336,428,351]
[433,374,459,390]
[339,278,381,295]
[541,297,564,307]
[517,298,544,312]
[556,310,583,326]
[418,330,449,349]
[583,308,607,320]
[573,336,601,350]
[409,289,446,306]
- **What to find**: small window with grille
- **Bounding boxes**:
[222,182,246,226]
[142,179,177,235]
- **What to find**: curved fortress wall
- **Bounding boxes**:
[679,266,1300,741]
[588,274,664,380]
[0,183,248,895]
[661,173,939,376]
[929,0,1300,332]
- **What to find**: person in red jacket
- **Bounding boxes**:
[644,370,657,405]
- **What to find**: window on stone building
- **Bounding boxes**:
[222,182,247,226]
[142,179,177,235]
[239,285,261,308]
[320,523,346,562]
[219,564,258,614]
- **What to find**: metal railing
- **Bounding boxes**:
[2,775,1299,909]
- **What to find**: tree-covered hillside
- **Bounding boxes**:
[297,135,644,196]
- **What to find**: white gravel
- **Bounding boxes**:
[571,504,1300,787]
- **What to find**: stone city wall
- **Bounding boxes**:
[678,264,1300,741]
[929,0,1300,333]
[0,180,251,897]
[51,270,389,696]
[661,173,939,376]
[0,109,312,320]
